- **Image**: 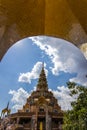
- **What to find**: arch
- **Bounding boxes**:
[0,0,87,60]
[36,96,48,113]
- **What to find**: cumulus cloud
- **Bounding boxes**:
[9,86,75,111]
[18,61,48,83]
[9,86,74,111]
[9,88,29,111]
[70,72,87,86]
[49,86,77,110]
[29,36,87,86]
[29,36,62,75]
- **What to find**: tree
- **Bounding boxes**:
[63,82,87,130]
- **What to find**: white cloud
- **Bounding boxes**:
[29,36,82,74]
[29,36,62,75]
[9,86,75,111]
[9,88,29,111]
[9,86,73,111]
[18,61,48,83]
[49,86,77,110]
[29,36,87,86]
[70,72,87,86]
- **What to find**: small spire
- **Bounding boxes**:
[7,102,9,109]
[42,62,44,69]
[36,62,48,91]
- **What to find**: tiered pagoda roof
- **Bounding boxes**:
[20,64,62,114]
[37,64,48,91]
[10,64,63,130]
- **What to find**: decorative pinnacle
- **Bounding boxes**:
[42,62,44,69]
[37,62,48,91]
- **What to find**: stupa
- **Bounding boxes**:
[10,64,63,130]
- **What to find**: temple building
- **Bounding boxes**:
[10,65,63,130]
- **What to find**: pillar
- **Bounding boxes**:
[46,109,51,130]
[17,117,20,124]
[31,115,37,130]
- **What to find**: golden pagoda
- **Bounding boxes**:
[10,65,63,130]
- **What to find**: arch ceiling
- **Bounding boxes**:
[0,0,87,60]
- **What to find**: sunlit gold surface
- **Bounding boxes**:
[0,0,87,60]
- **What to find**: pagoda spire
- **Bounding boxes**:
[37,63,48,91]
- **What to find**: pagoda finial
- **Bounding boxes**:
[36,62,48,91]
[42,62,44,69]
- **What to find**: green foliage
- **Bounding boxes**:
[63,82,87,130]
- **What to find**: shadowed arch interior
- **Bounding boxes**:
[0,0,87,60]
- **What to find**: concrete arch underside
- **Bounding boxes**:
[0,0,87,60]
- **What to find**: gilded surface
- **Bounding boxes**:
[0,0,87,59]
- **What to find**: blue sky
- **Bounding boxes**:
[0,36,87,113]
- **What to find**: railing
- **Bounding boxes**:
[48,112,63,117]
[10,112,35,118]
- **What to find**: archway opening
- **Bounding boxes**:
[0,35,87,114]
